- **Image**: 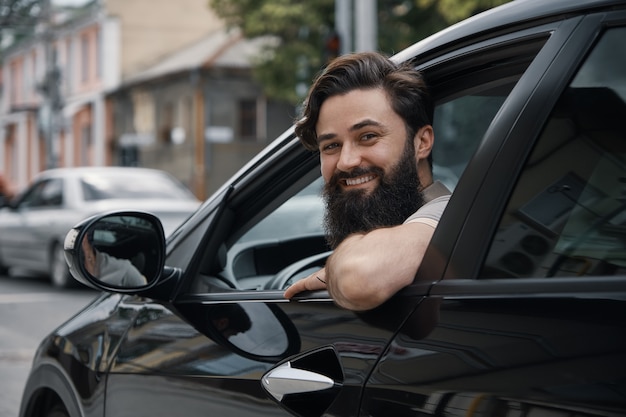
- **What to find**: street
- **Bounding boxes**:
[0,271,98,417]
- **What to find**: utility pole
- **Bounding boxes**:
[354,0,377,52]
[38,0,63,169]
[335,0,352,55]
[335,0,377,54]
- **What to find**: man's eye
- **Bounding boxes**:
[321,143,339,152]
[361,133,377,141]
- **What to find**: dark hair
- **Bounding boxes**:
[295,52,433,153]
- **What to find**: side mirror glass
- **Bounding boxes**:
[64,212,166,290]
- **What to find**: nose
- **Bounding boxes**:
[336,142,362,172]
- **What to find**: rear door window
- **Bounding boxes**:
[482,27,626,279]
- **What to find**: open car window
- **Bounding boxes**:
[187,31,549,294]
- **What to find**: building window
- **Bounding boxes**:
[239,99,257,140]
[31,50,37,98]
[160,102,174,144]
[81,125,91,164]
[81,34,89,82]
[96,28,102,79]
[65,39,73,95]
[9,61,19,105]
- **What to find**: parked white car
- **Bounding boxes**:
[0,167,201,287]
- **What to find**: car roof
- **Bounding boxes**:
[393,0,626,64]
[35,166,172,179]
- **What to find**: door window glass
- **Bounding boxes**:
[433,91,508,191]
[482,27,626,279]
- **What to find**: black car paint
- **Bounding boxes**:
[19,0,626,416]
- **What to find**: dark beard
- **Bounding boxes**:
[322,139,425,249]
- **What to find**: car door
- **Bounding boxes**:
[363,13,626,417]
[99,22,555,417]
[102,171,414,417]
[0,177,64,270]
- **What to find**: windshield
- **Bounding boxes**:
[81,171,196,201]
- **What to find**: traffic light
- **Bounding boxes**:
[324,31,341,63]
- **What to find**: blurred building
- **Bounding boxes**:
[111,29,294,198]
[0,0,294,198]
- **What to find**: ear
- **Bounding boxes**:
[413,125,434,161]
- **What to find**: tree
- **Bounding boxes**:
[211,0,335,104]
[0,0,42,52]
[210,0,510,105]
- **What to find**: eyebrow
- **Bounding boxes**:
[316,119,384,144]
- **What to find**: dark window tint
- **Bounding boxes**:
[483,27,626,279]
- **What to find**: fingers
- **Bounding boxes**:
[283,279,306,298]
[284,268,327,299]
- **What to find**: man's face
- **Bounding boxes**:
[315,88,424,248]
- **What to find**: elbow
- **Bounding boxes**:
[331,267,390,311]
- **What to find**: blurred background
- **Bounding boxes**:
[0,0,509,200]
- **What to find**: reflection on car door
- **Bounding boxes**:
[365,293,626,416]
[103,295,423,416]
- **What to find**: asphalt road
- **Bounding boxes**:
[0,270,98,417]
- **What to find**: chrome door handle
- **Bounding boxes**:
[262,361,335,401]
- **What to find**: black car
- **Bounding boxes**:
[20,0,626,416]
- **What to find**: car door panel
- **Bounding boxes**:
[364,282,626,416]
[104,293,425,417]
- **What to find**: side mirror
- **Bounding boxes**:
[64,211,166,291]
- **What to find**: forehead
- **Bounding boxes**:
[316,88,398,131]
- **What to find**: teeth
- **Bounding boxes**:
[345,175,375,186]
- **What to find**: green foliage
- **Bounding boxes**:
[211,0,335,104]
[209,0,511,105]
[0,0,42,54]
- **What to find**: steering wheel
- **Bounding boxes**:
[263,251,332,290]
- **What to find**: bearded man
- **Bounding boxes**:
[284,52,450,311]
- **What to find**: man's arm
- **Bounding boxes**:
[284,221,434,311]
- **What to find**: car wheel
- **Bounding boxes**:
[50,243,74,288]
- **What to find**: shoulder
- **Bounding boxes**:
[404,181,451,226]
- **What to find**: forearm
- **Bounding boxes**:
[326,223,434,311]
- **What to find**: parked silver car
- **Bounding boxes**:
[0,167,200,287]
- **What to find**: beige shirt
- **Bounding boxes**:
[403,181,451,228]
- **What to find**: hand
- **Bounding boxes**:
[284,268,327,298]
[82,236,97,276]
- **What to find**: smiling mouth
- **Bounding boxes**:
[344,175,376,186]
